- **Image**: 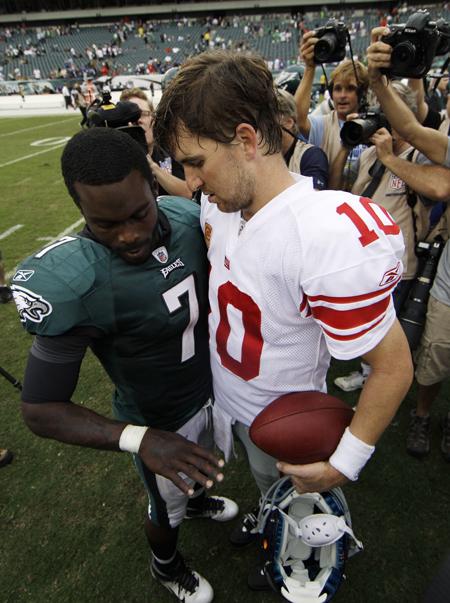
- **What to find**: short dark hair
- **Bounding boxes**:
[61,128,153,206]
[154,50,282,157]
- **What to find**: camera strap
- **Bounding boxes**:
[361,159,386,198]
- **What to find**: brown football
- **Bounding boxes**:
[249,391,354,464]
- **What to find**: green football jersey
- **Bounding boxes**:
[12,197,211,431]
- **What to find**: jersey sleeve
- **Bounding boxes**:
[298,191,405,359]
[11,237,109,337]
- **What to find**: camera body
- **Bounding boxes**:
[398,237,446,350]
[87,95,148,152]
[435,18,450,55]
[381,11,448,78]
[340,108,389,147]
[314,20,348,64]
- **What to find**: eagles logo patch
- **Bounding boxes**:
[11,285,53,323]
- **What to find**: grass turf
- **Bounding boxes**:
[1,115,449,603]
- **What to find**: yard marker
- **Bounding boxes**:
[0,224,23,240]
[14,177,31,186]
[0,118,76,138]
[0,143,67,169]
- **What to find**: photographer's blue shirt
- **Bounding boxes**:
[308,113,366,190]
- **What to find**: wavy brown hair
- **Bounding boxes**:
[154,50,282,156]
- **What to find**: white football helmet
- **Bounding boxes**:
[255,477,363,603]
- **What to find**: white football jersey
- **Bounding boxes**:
[201,176,405,426]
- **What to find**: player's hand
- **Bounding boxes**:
[371,127,394,162]
[299,30,318,68]
[276,460,348,493]
[367,27,392,84]
[139,428,224,495]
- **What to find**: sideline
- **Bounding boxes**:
[0,142,67,168]
[5,217,85,280]
[0,117,77,138]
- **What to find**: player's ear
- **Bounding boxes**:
[234,123,258,159]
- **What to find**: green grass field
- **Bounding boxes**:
[1,115,450,603]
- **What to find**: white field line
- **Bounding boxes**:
[0,118,76,138]
[5,217,85,280]
[0,142,66,168]
[14,177,31,186]
[0,224,24,240]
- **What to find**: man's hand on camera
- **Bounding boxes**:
[139,428,224,495]
[300,30,319,68]
[370,127,394,163]
[367,27,392,85]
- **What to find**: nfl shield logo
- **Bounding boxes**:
[152,246,169,264]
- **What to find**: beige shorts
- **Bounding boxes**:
[415,295,450,386]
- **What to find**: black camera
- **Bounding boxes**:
[398,237,446,351]
[436,18,450,56]
[314,20,348,64]
[381,11,449,78]
[87,94,148,152]
[340,108,389,147]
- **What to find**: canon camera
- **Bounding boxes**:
[340,108,389,147]
[381,11,450,78]
[313,20,348,64]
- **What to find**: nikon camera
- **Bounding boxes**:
[381,11,450,78]
[398,238,446,351]
[340,108,389,147]
[313,19,348,64]
[86,89,148,152]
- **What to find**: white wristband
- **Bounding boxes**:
[329,427,375,481]
[118,425,149,454]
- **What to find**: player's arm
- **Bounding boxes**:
[278,320,413,493]
[372,133,450,200]
[349,318,413,445]
[368,27,448,164]
[22,334,223,495]
[148,156,193,199]
[294,30,318,137]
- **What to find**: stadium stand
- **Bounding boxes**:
[0,6,449,84]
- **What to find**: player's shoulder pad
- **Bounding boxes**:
[11,236,111,329]
[157,195,200,227]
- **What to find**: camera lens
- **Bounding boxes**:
[314,33,337,63]
[340,120,364,146]
[391,41,417,69]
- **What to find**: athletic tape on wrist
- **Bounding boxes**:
[119,424,148,454]
[329,427,375,481]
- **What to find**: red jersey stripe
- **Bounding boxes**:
[311,296,390,329]
[323,315,385,341]
[308,277,400,305]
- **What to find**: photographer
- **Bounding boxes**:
[119,88,192,199]
[295,29,369,190]
[332,82,448,391]
[367,26,450,459]
[276,88,329,190]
